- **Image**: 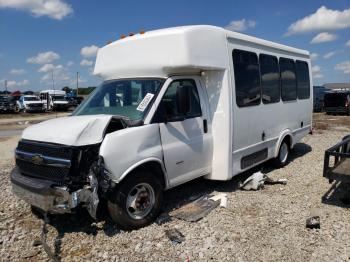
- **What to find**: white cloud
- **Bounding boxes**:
[323,51,337,59]
[346,40,350,47]
[67,61,74,67]
[27,51,60,64]
[80,59,93,67]
[10,68,26,75]
[38,63,63,73]
[312,65,323,79]
[0,0,73,20]
[80,45,99,58]
[310,32,337,44]
[225,19,256,32]
[335,61,350,74]
[286,6,350,35]
[6,79,29,88]
[310,53,318,60]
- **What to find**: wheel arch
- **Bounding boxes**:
[274,130,293,158]
[118,158,168,189]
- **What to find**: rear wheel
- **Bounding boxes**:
[108,171,163,230]
[273,140,290,168]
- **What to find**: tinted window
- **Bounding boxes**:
[160,79,201,121]
[296,61,310,99]
[280,58,297,101]
[233,49,261,107]
[259,54,280,104]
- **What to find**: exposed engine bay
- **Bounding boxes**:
[11,116,132,218]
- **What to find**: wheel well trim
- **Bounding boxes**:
[118,158,168,188]
[274,130,293,158]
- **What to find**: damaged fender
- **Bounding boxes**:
[99,124,166,184]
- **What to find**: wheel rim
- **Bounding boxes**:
[279,143,289,163]
[126,183,155,220]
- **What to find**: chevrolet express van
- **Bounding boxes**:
[11,25,312,229]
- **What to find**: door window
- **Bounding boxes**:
[155,79,202,122]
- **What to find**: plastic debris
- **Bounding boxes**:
[306,216,320,229]
[170,194,220,222]
[165,229,185,244]
[240,171,287,190]
[209,193,228,208]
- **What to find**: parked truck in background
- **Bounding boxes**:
[10,25,312,230]
[324,90,350,115]
[18,95,45,113]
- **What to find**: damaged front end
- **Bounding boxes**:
[10,116,126,219]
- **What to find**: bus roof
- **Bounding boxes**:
[94,25,309,80]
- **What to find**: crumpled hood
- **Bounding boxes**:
[22,115,114,146]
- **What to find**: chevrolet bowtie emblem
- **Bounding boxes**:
[31,155,44,165]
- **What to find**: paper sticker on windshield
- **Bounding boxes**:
[137,93,154,112]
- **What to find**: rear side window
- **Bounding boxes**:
[280,58,297,101]
[259,54,280,104]
[296,61,310,99]
[233,49,261,107]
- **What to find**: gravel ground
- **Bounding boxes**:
[1,127,350,261]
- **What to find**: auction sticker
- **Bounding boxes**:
[137,93,155,112]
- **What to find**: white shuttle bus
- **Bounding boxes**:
[11,26,312,229]
[40,89,69,111]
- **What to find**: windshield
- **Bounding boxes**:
[73,79,164,120]
[24,97,40,101]
[52,95,66,101]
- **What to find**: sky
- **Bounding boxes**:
[0,0,350,92]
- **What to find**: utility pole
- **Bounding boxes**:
[52,70,55,90]
[76,72,79,96]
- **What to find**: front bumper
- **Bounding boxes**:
[11,167,93,214]
[324,107,349,114]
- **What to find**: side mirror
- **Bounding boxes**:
[177,85,190,115]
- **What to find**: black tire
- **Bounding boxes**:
[273,140,290,168]
[107,171,163,230]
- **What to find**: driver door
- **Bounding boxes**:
[153,77,212,187]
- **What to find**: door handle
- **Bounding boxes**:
[203,119,208,133]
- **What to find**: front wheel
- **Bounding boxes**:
[273,141,290,168]
[108,171,163,230]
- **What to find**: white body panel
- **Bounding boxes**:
[20,25,312,190]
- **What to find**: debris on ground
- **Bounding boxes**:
[170,194,220,222]
[306,208,321,229]
[240,171,287,190]
[306,216,320,229]
[165,229,185,244]
[156,213,172,225]
[209,193,228,208]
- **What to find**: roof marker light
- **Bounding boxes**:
[129,32,134,36]
[120,35,126,39]
[140,30,145,34]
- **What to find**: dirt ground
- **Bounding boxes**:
[0,113,350,261]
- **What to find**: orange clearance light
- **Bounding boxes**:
[120,34,126,39]
[129,32,134,36]
[140,30,145,34]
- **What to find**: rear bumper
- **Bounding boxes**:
[11,167,91,213]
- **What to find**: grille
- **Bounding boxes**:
[16,159,69,182]
[18,140,73,159]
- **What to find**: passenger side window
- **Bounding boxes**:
[259,54,280,104]
[233,49,261,107]
[280,58,297,101]
[157,79,202,122]
[296,60,310,99]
